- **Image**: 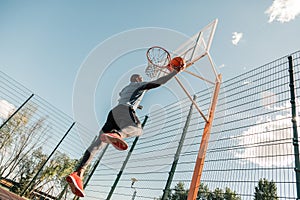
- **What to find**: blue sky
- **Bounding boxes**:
[1,0,300,131]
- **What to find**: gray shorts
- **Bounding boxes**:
[101,105,143,138]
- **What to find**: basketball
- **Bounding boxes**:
[170,57,185,67]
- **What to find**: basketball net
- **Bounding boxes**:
[145,46,171,79]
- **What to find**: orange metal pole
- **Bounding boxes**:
[187,74,222,200]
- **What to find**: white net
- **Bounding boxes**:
[145,46,171,79]
[145,61,170,79]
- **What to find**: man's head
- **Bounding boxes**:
[130,74,143,82]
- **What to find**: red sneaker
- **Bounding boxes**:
[66,172,85,197]
[100,133,128,151]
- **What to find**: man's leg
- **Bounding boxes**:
[101,107,143,150]
[100,106,129,150]
[111,105,143,138]
[66,131,105,197]
[102,125,142,151]
[75,107,119,170]
[100,130,129,151]
[76,132,105,175]
[101,122,143,151]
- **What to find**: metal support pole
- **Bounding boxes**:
[187,74,221,200]
[21,122,76,197]
[174,76,208,122]
[106,116,148,200]
[161,96,196,200]
[0,94,34,130]
[288,55,300,199]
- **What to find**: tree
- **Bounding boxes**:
[10,147,48,194]
[0,104,48,178]
[171,182,188,200]
[254,178,278,200]
[198,183,210,199]
[37,151,78,188]
[209,187,224,200]
[156,182,241,200]
[223,187,241,200]
[0,103,78,198]
[22,151,78,198]
[10,150,78,198]
[197,184,240,200]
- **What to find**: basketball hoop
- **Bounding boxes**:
[145,46,171,79]
[142,20,221,200]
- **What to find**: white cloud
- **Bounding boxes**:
[234,97,300,167]
[0,99,15,119]
[261,91,277,110]
[218,64,225,68]
[265,0,300,23]
[235,115,294,167]
[232,32,243,46]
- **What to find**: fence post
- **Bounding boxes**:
[106,116,149,200]
[0,94,34,130]
[21,122,76,197]
[288,55,300,199]
[161,96,195,200]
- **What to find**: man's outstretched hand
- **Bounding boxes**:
[173,63,186,72]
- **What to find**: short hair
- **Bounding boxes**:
[130,74,141,82]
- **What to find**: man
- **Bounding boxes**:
[66,57,185,197]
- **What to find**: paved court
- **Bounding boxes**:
[0,187,26,200]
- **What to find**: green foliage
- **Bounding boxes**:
[0,105,30,151]
[0,104,46,178]
[0,104,78,198]
[157,182,241,200]
[198,182,210,198]
[10,147,47,195]
[41,152,78,187]
[254,178,278,200]
[224,187,242,200]
[171,182,188,200]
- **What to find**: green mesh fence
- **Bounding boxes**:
[0,71,97,199]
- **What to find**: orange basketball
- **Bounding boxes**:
[170,57,185,67]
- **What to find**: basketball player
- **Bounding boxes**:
[66,57,185,197]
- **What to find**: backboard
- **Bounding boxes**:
[172,19,218,67]
[145,19,219,83]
